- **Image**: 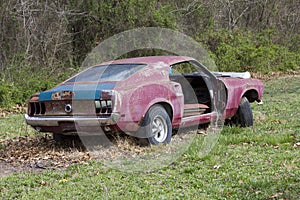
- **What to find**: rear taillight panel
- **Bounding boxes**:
[95,90,115,116]
[95,100,112,115]
[28,102,46,116]
[27,90,117,116]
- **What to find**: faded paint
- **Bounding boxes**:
[219,77,264,116]
[39,83,116,101]
[25,56,264,135]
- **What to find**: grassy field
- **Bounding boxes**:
[0,76,299,199]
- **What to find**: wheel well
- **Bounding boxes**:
[157,102,173,121]
[243,89,259,103]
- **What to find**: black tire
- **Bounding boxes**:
[232,97,253,127]
[137,105,172,145]
[53,133,64,142]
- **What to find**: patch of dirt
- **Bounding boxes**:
[0,130,200,177]
[0,160,45,177]
[0,134,92,177]
[0,132,199,177]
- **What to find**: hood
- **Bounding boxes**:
[39,82,116,101]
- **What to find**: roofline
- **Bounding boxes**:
[99,56,196,66]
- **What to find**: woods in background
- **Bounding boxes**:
[0,0,299,108]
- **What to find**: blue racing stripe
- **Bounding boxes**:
[39,83,116,101]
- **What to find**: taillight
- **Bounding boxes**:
[28,102,46,116]
[95,90,114,115]
[95,100,112,114]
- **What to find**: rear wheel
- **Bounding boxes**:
[53,133,64,142]
[138,105,172,145]
[232,97,253,127]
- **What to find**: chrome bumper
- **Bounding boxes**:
[24,113,120,127]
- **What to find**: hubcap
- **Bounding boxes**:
[151,115,168,143]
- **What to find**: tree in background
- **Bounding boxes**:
[0,0,299,108]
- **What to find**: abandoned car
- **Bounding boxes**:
[25,56,264,145]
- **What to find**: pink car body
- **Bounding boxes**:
[25,56,264,144]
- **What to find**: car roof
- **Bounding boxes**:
[100,56,196,66]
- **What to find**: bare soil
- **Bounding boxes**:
[0,130,198,177]
[0,134,91,177]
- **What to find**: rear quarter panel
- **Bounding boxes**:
[113,62,183,131]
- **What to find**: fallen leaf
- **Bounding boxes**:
[293,142,300,147]
[213,165,221,169]
[59,178,68,183]
[40,180,47,186]
[270,193,283,199]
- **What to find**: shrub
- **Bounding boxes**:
[204,30,300,73]
[0,61,75,109]
[0,80,17,108]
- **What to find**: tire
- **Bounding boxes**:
[137,105,172,145]
[53,133,64,142]
[232,97,253,127]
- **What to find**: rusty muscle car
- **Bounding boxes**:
[25,56,264,145]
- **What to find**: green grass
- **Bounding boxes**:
[0,115,36,140]
[1,76,300,199]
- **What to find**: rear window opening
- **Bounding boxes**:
[66,64,146,83]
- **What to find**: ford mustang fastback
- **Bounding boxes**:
[25,56,264,145]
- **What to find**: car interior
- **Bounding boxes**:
[169,62,212,117]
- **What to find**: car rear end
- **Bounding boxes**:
[25,63,146,134]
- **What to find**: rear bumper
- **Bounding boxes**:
[24,113,120,127]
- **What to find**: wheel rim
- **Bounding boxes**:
[151,115,168,143]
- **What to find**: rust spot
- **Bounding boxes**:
[30,96,39,102]
[52,92,61,100]
[52,91,75,100]
[62,91,74,99]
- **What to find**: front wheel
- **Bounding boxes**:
[232,97,254,127]
[137,105,172,145]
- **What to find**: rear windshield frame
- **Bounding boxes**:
[66,63,146,83]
